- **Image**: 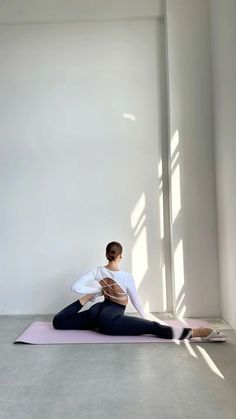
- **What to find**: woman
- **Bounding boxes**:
[52,241,226,342]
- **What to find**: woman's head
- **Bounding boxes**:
[106,241,123,262]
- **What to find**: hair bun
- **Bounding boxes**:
[105,241,123,262]
[106,253,114,261]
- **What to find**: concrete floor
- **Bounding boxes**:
[0,313,236,419]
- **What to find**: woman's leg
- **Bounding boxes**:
[52,295,94,330]
[111,315,192,339]
[97,304,192,340]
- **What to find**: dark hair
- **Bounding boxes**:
[106,241,123,262]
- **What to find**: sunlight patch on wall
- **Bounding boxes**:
[171,163,181,223]
[131,226,148,289]
[158,159,164,239]
[158,159,163,190]
[176,292,185,313]
[159,191,164,240]
[171,129,179,157]
[134,214,146,238]
[174,239,185,300]
[170,130,181,224]
[123,113,136,121]
[171,151,179,170]
[170,129,186,317]
[162,264,167,311]
[144,300,150,314]
[158,160,164,239]
[159,156,166,309]
[131,193,148,289]
[131,193,145,230]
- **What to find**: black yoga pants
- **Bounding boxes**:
[52,298,192,340]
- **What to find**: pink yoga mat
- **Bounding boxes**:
[13,319,213,345]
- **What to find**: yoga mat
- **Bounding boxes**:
[13,319,213,345]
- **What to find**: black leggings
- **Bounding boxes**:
[52,298,192,340]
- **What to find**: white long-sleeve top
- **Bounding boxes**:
[71,266,148,319]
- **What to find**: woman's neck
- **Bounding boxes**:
[104,262,120,271]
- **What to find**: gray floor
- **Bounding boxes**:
[0,313,236,419]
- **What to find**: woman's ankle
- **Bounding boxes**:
[192,328,213,338]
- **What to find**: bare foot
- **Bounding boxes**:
[192,327,213,338]
[79,294,94,306]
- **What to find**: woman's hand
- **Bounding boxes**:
[90,292,102,303]
[80,294,97,306]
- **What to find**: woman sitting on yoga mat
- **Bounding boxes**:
[52,241,226,342]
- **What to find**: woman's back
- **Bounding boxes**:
[99,276,129,306]
[71,265,147,318]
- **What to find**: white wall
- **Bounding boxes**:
[165,0,221,317]
[0,0,163,23]
[0,15,168,314]
[208,0,236,328]
[1,0,229,319]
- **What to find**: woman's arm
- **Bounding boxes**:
[126,275,148,319]
[71,268,103,296]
